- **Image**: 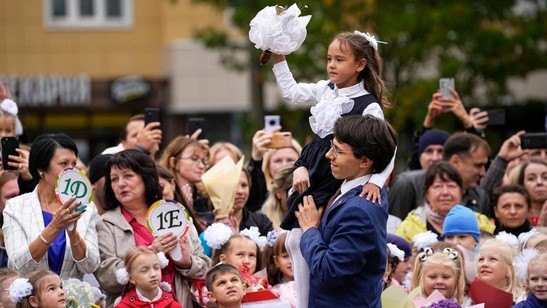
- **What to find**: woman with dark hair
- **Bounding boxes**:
[2,133,99,279]
[396,161,494,242]
[95,149,211,307]
[493,184,532,236]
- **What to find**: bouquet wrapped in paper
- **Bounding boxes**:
[249,4,311,64]
[201,156,244,216]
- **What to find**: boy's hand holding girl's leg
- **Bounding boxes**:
[292,166,310,193]
[359,182,381,205]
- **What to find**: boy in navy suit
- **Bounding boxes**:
[296,115,397,307]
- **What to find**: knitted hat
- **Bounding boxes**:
[387,233,412,261]
[442,205,480,242]
[418,129,449,156]
[87,154,112,184]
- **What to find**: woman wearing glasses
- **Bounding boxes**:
[159,136,213,227]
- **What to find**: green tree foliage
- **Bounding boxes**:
[190,0,546,147]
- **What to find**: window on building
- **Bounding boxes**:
[44,0,133,30]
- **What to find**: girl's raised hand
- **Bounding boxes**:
[359,183,381,204]
[292,166,310,193]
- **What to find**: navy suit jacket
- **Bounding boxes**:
[300,185,388,308]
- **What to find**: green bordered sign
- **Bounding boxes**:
[55,168,93,207]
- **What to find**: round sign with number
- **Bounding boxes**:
[146,199,191,238]
[55,168,93,207]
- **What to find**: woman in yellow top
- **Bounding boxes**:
[396,162,494,242]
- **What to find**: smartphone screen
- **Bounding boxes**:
[521,133,547,150]
[187,118,205,139]
[439,78,455,98]
[144,108,160,126]
[1,137,19,170]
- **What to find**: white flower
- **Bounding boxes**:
[240,226,268,252]
[203,223,233,250]
[496,231,519,248]
[518,228,539,245]
[513,248,540,285]
[412,231,439,251]
[353,30,387,51]
[115,268,129,285]
[159,281,172,293]
[387,243,405,261]
[8,278,33,304]
[1,99,18,116]
[249,4,311,55]
[157,251,169,269]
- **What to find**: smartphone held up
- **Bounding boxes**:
[1,137,19,171]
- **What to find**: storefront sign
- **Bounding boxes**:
[110,76,152,104]
[0,75,91,107]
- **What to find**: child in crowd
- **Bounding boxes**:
[514,252,547,307]
[475,239,523,301]
[206,224,268,290]
[262,230,295,307]
[8,269,65,308]
[272,30,395,307]
[384,243,405,291]
[206,263,246,308]
[387,233,413,292]
[0,84,23,138]
[0,268,19,308]
[114,247,181,308]
[414,247,465,305]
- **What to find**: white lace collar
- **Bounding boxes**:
[331,81,370,98]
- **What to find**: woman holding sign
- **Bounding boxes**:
[2,133,100,279]
[96,149,211,307]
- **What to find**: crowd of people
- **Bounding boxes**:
[0,29,545,308]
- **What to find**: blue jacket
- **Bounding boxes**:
[513,294,547,308]
[301,185,388,308]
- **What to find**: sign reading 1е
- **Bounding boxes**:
[146,200,191,261]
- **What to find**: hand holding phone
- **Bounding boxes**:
[1,137,19,171]
[439,78,455,98]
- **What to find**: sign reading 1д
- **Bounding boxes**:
[55,168,93,207]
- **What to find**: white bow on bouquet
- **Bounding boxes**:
[249,4,311,64]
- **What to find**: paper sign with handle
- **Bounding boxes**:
[55,168,93,231]
[146,200,191,261]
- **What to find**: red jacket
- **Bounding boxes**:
[115,288,183,308]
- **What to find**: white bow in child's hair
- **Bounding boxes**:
[387,243,405,261]
[8,278,33,304]
[203,223,234,250]
[116,252,169,285]
[412,231,439,252]
[495,231,519,248]
[513,248,540,285]
[353,30,387,51]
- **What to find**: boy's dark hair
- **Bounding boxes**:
[442,132,490,161]
[206,263,242,291]
[333,115,397,173]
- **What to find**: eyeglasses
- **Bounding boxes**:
[329,140,356,158]
[180,155,209,167]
